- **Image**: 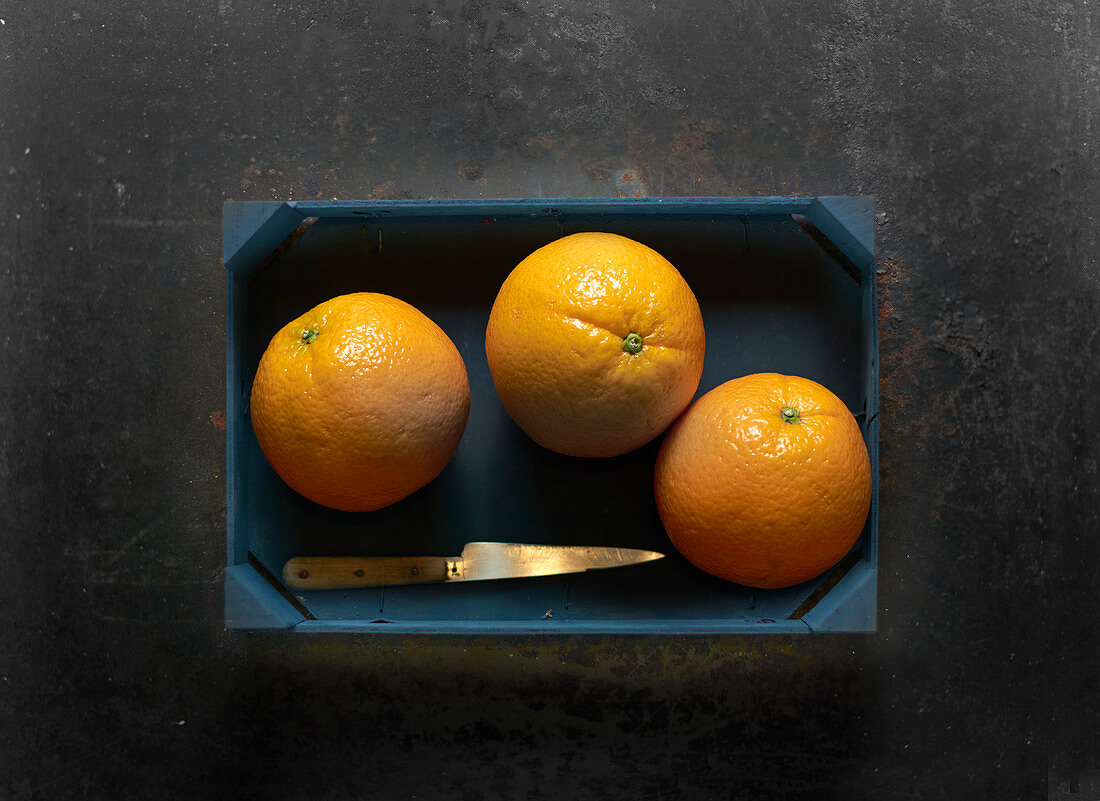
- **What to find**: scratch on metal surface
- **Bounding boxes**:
[92,218,202,228]
[102,503,182,567]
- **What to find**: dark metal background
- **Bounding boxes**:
[2,2,1097,798]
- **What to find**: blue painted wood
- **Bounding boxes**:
[801,560,877,632]
[293,618,812,635]
[289,196,815,219]
[222,201,306,273]
[224,564,306,630]
[859,207,880,422]
[861,416,880,566]
[806,196,875,271]
[223,196,878,634]
[225,271,247,566]
[858,202,879,570]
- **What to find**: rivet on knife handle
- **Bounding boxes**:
[282,556,450,590]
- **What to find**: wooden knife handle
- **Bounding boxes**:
[281,556,450,591]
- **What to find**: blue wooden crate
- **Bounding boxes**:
[224,197,878,634]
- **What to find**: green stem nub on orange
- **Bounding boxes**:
[780,406,800,424]
[302,328,319,344]
[622,333,643,354]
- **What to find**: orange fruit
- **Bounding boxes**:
[485,232,705,458]
[250,292,470,512]
[654,373,871,588]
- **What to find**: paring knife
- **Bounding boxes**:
[282,542,665,591]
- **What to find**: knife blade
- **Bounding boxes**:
[281,542,665,591]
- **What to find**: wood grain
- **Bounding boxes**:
[281,556,450,590]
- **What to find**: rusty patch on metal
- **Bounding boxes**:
[877,257,902,329]
[876,255,931,425]
[669,118,723,173]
